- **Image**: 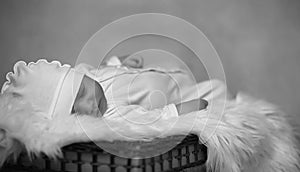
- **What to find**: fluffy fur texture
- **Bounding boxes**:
[0,92,299,172]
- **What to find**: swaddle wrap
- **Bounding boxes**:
[1,59,85,119]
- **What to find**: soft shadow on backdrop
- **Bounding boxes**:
[0,0,300,128]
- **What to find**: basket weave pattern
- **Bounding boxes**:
[5,135,207,172]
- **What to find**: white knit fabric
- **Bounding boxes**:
[1,59,84,119]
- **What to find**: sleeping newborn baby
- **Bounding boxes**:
[1,55,227,123]
[1,56,299,172]
[70,55,229,121]
[71,55,218,118]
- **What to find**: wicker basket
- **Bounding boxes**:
[4,135,207,172]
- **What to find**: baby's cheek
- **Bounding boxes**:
[75,98,101,117]
[74,98,91,114]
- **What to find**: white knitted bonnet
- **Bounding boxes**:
[1,59,85,119]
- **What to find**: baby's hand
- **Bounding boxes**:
[107,55,144,68]
[175,99,208,116]
[122,55,144,68]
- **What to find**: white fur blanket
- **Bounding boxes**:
[0,93,299,172]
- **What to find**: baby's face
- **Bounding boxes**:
[72,75,107,117]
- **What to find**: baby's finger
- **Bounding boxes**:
[124,59,136,66]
